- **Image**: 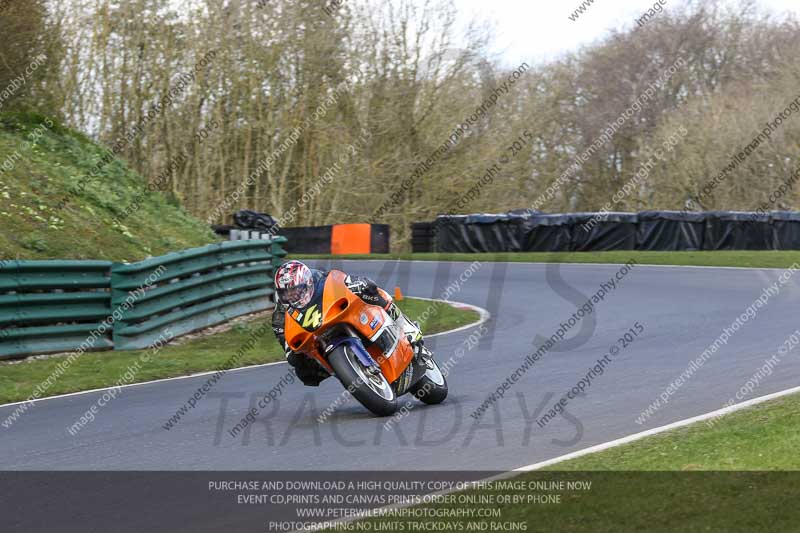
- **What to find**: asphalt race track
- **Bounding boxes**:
[3,259,800,471]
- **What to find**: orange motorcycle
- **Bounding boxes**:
[283,270,448,416]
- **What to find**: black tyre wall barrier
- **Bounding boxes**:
[426,211,800,253]
[411,222,436,253]
[637,211,706,251]
[369,224,391,254]
[274,226,334,254]
[772,211,800,250]
[520,214,572,252]
[703,211,773,251]
[570,212,638,252]
[435,214,527,253]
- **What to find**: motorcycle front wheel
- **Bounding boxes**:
[329,343,399,417]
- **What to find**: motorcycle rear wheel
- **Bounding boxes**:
[329,343,399,417]
[409,354,448,405]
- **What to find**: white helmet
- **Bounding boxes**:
[274,260,314,308]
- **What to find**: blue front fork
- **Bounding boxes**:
[328,337,378,368]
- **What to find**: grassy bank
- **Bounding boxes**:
[296,250,800,269]
[355,392,800,532]
[0,297,479,404]
[0,112,216,261]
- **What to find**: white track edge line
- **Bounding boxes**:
[298,382,800,533]
[0,360,291,409]
[407,297,490,338]
[513,382,800,472]
[0,298,489,409]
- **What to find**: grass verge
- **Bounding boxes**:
[548,392,800,471]
[295,250,800,269]
[0,297,479,404]
[354,392,800,533]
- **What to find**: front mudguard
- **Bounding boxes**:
[327,337,378,368]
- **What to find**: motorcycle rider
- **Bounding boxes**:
[271,260,424,386]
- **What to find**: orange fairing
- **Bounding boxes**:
[283,270,414,384]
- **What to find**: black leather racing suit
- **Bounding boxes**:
[271,269,401,386]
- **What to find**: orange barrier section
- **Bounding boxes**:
[331,223,372,254]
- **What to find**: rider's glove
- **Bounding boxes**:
[286,350,330,387]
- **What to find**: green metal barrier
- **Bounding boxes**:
[0,261,113,359]
[270,237,287,269]
[110,238,287,350]
[0,237,288,358]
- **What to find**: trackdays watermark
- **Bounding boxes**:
[568,0,599,22]
[66,328,174,436]
[162,323,275,431]
[416,261,483,324]
[205,126,300,224]
[636,262,800,425]
[209,390,583,448]
[383,323,490,432]
[0,150,22,174]
[316,376,362,425]
[438,130,533,220]
[471,261,637,421]
[112,152,187,224]
[315,261,483,423]
[227,369,297,438]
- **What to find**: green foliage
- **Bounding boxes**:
[549,395,800,471]
[0,111,216,261]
